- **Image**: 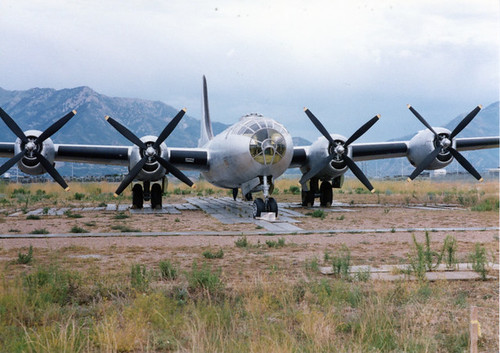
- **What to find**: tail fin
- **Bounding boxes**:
[198,75,214,147]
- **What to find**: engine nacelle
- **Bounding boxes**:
[407,128,454,170]
[301,133,349,179]
[13,130,55,175]
[128,135,169,181]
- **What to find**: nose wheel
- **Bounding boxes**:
[251,175,278,218]
[252,197,278,218]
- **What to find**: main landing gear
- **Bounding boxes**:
[251,176,278,218]
[301,176,341,207]
[131,179,165,209]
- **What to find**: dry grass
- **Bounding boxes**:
[0,179,498,351]
[0,255,497,352]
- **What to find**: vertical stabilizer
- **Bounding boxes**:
[198,75,214,147]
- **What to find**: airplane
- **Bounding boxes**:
[0,76,498,218]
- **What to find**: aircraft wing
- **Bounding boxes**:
[291,136,499,167]
[0,143,209,171]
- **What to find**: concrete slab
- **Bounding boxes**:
[56,208,70,216]
[26,208,44,216]
[106,204,117,211]
[319,263,498,281]
[117,204,129,212]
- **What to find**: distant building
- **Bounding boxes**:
[431,169,447,178]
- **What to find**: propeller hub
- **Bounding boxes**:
[25,141,36,151]
[145,146,156,158]
[334,144,345,156]
[440,137,451,149]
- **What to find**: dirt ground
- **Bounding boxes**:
[0,193,498,272]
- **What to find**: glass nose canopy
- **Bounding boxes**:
[229,115,288,165]
[249,128,286,165]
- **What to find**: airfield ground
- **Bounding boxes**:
[0,179,498,351]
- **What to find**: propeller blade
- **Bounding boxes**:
[114,156,148,196]
[299,154,335,189]
[153,108,187,149]
[34,151,70,190]
[304,108,335,146]
[0,107,28,143]
[157,156,194,187]
[449,148,483,181]
[407,146,442,181]
[0,150,26,175]
[35,110,77,144]
[344,155,375,192]
[450,105,482,139]
[105,116,147,149]
[407,105,438,137]
[344,115,380,147]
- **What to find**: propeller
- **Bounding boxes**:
[300,108,380,192]
[406,105,483,182]
[105,108,194,196]
[0,107,76,190]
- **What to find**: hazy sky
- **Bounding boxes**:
[1,0,498,142]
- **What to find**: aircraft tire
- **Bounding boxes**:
[252,198,265,218]
[266,197,278,217]
[132,184,144,209]
[151,184,162,209]
[320,181,333,207]
[301,190,315,207]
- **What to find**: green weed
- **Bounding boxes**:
[234,236,249,248]
[17,245,34,265]
[159,260,178,280]
[202,249,224,259]
[30,228,49,235]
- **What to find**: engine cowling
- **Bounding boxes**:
[13,130,56,175]
[407,128,454,170]
[301,133,349,179]
[128,135,169,181]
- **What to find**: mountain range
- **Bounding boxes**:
[0,86,498,178]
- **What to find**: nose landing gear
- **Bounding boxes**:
[252,176,278,218]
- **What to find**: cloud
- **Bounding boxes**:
[0,0,498,141]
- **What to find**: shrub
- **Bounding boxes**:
[441,235,458,269]
[202,249,224,259]
[70,226,88,234]
[64,210,83,219]
[73,192,86,201]
[187,261,224,296]
[111,225,140,232]
[23,264,81,305]
[31,228,49,235]
[130,264,151,292]
[331,244,351,279]
[114,212,129,219]
[469,243,489,280]
[26,214,40,220]
[159,260,178,280]
[234,236,249,248]
[471,198,499,212]
[265,237,286,248]
[308,209,325,219]
[289,185,301,195]
[17,245,34,264]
